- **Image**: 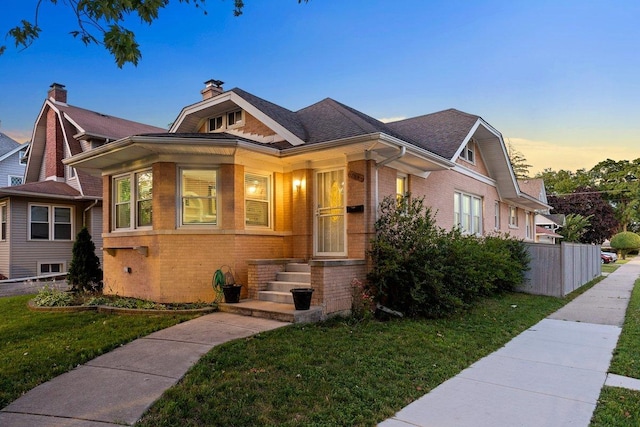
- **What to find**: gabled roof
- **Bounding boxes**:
[536,225,563,239]
[0,132,21,155]
[518,178,547,203]
[386,109,480,159]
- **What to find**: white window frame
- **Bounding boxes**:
[0,203,6,241]
[460,139,475,163]
[208,109,244,132]
[494,201,500,230]
[180,168,218,226]
[37,261,66,276]
[19,149,27,165]
[509,206,518,228]
[244,171,272,228]
[112,169,153,231]
[8,175,23,186]
[525,211,532,239]
[454,191,483,235]
[28,204,73,241]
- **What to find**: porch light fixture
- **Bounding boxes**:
[293,179,301,192]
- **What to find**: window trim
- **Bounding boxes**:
[112,169,153,231]
[19,149,27,165]
[525,211,532,239]
[28,204,73,241]
[454,191,483,235]
[208,109,244,132]
[244,171,272,228]
[8,175,23,186]
[509,206,518,228]
[37,261,66,276]
[0,203,6,241]
[179,168,218,227]
[494,201,500,230]
[460,139,476,164]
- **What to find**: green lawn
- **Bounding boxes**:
[591,274,640,426]
[0,294,198,408]
[138,291,574,426]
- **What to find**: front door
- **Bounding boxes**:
[315,168,346,256]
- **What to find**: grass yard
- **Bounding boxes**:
[138,291,574,426]
[0,294,198,408]
[591,274,640,426]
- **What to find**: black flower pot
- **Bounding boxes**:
[290,288,314,310]
[222,284,242,303]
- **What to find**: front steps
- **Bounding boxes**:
[218,263,321,323]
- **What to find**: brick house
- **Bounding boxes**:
[68,81,548,318]
[0,83,165,279]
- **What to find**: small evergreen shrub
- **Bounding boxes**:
[67,227,103,293]
[367,195,529,318]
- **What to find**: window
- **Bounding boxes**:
[494,201,500,230]
[209,115,223,131]
[181,169,217,225]
[454,191,482,234]
[460,140,475,163]
[38,262,65,275]
[29,205,72,240]
[8,175,22,186]
[113,169,152,230]
[525,211,532,239]
[1,204,6,240]
[396,175,407,199]
[19,149,27,165]
[509,206,518,227]
[245,172,271,227]
[227,110,243,127]
[208,110,244,132]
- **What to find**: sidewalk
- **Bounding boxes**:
[380,258,640,427]
[0,313,288,426]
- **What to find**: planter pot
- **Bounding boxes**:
[222,284,242,303]
[290,288,314,310]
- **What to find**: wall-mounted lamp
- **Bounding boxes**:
[293,179,301,192]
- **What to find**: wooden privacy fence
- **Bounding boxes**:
[518,242,601,297]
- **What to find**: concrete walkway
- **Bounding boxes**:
[0,313,288,426]
[380,258,640,427]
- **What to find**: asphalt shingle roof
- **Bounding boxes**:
[0,132,21,155]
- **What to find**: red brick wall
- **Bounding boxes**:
[45,107,64,178]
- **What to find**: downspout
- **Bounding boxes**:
[83,199,99,228]
[373,146,406,221]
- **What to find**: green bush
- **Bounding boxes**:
[367,195,529,318]
[32,285,74,307]
[610,231,640,259]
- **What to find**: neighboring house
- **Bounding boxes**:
[0,132,29,187]
[68,80,549,315]
[518,178,564,244]
[0,83,165,279]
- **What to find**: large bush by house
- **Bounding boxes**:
[367,195,529,318]
[610,231,640,259]
[67,227,103,293]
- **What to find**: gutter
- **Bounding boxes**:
[83,199,99,227]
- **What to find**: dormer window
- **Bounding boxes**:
[460,140,475,163]
[208,110,243,132]
[227,110,243,127]
[209,116,224,131]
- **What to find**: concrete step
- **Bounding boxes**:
[266,281,312,293]
[218,299,322,323]
[276,271,310,283]
[258,290,294,304]
[286,263,311,273]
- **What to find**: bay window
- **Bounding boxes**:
[181,169,217,225]
[113,169,152,230]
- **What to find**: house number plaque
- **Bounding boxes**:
[348,171,364,182]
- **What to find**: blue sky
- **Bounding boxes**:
[1,0,638,174]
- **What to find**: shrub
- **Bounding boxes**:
[610,231,640,259]
[367,195,529,318]
[33,285,74,307]
[67,227,103,293]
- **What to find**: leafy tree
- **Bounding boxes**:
[547,186,618,244]
[506,141,532,180]
[610,231,640,260]
[67,227,103,292]
[557,213,591,243]
[2,0,308,67]
[589,158,640,232]
[534,168,591,196]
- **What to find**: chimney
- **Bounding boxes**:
[201,79,224,100]
[48,82,67,103]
